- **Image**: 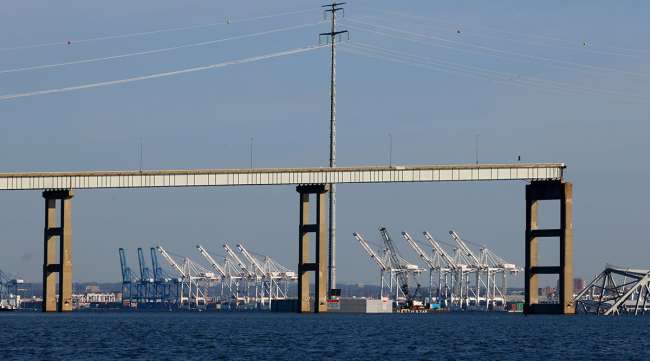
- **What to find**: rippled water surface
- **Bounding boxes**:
[1,312,648,360]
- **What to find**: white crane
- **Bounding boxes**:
[223,244,254,278]
[196,245,226,278]
[402,231,448,304]
[353,232,391,299]
[237,243,272,308]
[423,231,468,307]
[197,244,246,305]
[223,243,259,305]
[157,246,211,309]
[236,243,294,309]
[450,230,485,308]
[449,230,519,311]
[423,231,474,308]
[378,227,425,307]
[260,256,297,300]
[237,244,265,276]
[480,246,520,309]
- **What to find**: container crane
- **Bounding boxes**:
[118,248,134,307]
[479,246,520,309]
[450,230,484,308]
[150,247,175,304]
[157,246,208,309]
[259,256,296,300]
[237,244,276,309]
[422,231,461,305]
[379,226,411,303]
[353,232,391,299]
[223,243,257,304]
[379,227,424,308]
[402,231,446,304]
[197,244,242,304]
[424,231,472,308]
[137,247,154,304]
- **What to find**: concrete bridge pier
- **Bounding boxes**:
[42,189,73,312]
[524,181,574,314]
[297,184,328,313]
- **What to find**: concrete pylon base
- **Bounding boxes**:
[524,181,574,315]
[42,189,74,312]
[297,184,328,313]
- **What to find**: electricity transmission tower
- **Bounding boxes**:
[319,2,348,293]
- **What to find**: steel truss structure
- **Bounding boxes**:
[573,266,650,315]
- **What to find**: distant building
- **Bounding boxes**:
[72,292,120,309]
[86,293,117,303]
[573,278,586,294]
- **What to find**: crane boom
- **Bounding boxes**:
[423,231,457,269]
[223,244,254,277]
[196,245,227,277]
[402,231,436,269]
[353,232,388,271]
[157,246,186,277]
[450,230,482,266]
[236,244,265,276]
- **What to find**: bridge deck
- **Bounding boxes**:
[0,163,564,191]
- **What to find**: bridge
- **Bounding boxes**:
[0,162,573,314]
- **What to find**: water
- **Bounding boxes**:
[1,312,649,360]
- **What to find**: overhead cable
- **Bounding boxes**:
[357,13,644,59]
[0,7,320,52]
[341,42,650,105]
[0,22,324,75]
[0,45,326,101]
[346,18,650,80]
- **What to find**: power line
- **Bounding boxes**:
[0,45,327,101]
[375,11,650,58]
[351,41,650,103]
[342,42,494,81]
[340,42,650,105]
[343,41,650,104]
[342,29,650,105]
[0,22,324,75]
[0,7,321,52]
[345,18,650,80]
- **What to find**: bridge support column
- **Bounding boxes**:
[42,190,74,312]
[297,184,328,313]
[524,181,574,314]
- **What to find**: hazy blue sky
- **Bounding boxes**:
[1,1,649,287]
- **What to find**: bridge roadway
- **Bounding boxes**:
[0,162,572,315]
[0,163,564,190]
